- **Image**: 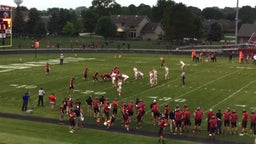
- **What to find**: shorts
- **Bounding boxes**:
[224,120,230,127]
[195,119,202,126]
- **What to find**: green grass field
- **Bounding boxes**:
[0,52,255,143]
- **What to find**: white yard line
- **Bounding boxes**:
[211,79,256,109]
[145,69,241,113]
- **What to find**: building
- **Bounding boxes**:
[110,15,164,40]
[237,23,256,44]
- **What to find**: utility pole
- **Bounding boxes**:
[235,0,239,45]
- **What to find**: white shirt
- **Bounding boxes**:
[38,89,45,96]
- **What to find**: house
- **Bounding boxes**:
[202,19,235,34]
[237,23,256,44]
[110,15,164,40]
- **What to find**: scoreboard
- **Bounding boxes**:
[0,5,12,47]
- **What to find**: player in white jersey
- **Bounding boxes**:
[180,61,185,71]
[121,74,129,83]
[164,65,169,80]
[149,71,154,87]
[153,68,157,85]
[117,79,122,96]
[110,72,117,87]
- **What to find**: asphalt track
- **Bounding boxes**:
[0,48,248,144]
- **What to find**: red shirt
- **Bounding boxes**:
[112,100,118,108]
[208,111,215,120]
[137,107,143,116]
[138,101,145,110]
[231,113,238,123]
[223,111,231,120]
[104,102,110,112]
[92,99,99,108]
[164,106,169,115]
[127,102,134,112]
[175,111,183,121]
[194,110,203,120]
[159,118,167,128]
[69,111,75,120]
[242,112,248,122]
[250,113,256,123]
[152,103,159,113]
[48,94,56,103]
[184,110,190,120]
[70,78,74,85]
[209,118,218,128]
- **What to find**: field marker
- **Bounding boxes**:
[211,79,256,109]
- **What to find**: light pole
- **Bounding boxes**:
[235,0,239,45]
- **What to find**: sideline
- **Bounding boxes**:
[0,112,245,144]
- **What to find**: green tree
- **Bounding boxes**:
[91,0,116,16]
[163,3,202,40]
[26,8,41,34]
[13,6,26,34]
[35,21,46,35]
[202,7,223,19]
[207,22,223,41]
[62,21,75,35]
[95,16,116,39]
[239,6,256,24]
[81,9,98,33]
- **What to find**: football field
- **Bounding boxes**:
[0,53,255,143]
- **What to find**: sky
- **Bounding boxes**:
[0,0,255,11]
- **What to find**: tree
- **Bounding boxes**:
[81,9,98,33]
[202,7,223,20]
[13,6,26,34]
[162,3,202,40]
[95,16,116,39]
[239,6,256,24]
[207,22,223,41]
[91,0,116,16]
[35,21,46,35]
[62,21,75,35]
[26,8,41,34]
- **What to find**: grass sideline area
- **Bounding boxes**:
[0,53,255,143]
[0,118,199,144]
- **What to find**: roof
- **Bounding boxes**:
[141,23,161,33]
[238,24,256,37]
[110,15,149,27]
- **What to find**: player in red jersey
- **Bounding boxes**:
[250,111,256,136]
[92,97,100,118]
[68,108,76,133]
[207,109,215,132]
[174,108,183,135]
[158,114,167,144]
[241,109,249,136]
[127,101,134,122]
[209,115,218,140]
[103,100,110,122]
[152,101,160,125]
[223,108,231,134]
[83,68,89,80]
[230,109,238,135]
[69,77,75,93]
[92,71,99,82]
[45,62,50,75]
[48,93,56,111]
[136,105,144,129]
[183,108,191,133]
[193,107,203,134]
[112,98,119,117]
